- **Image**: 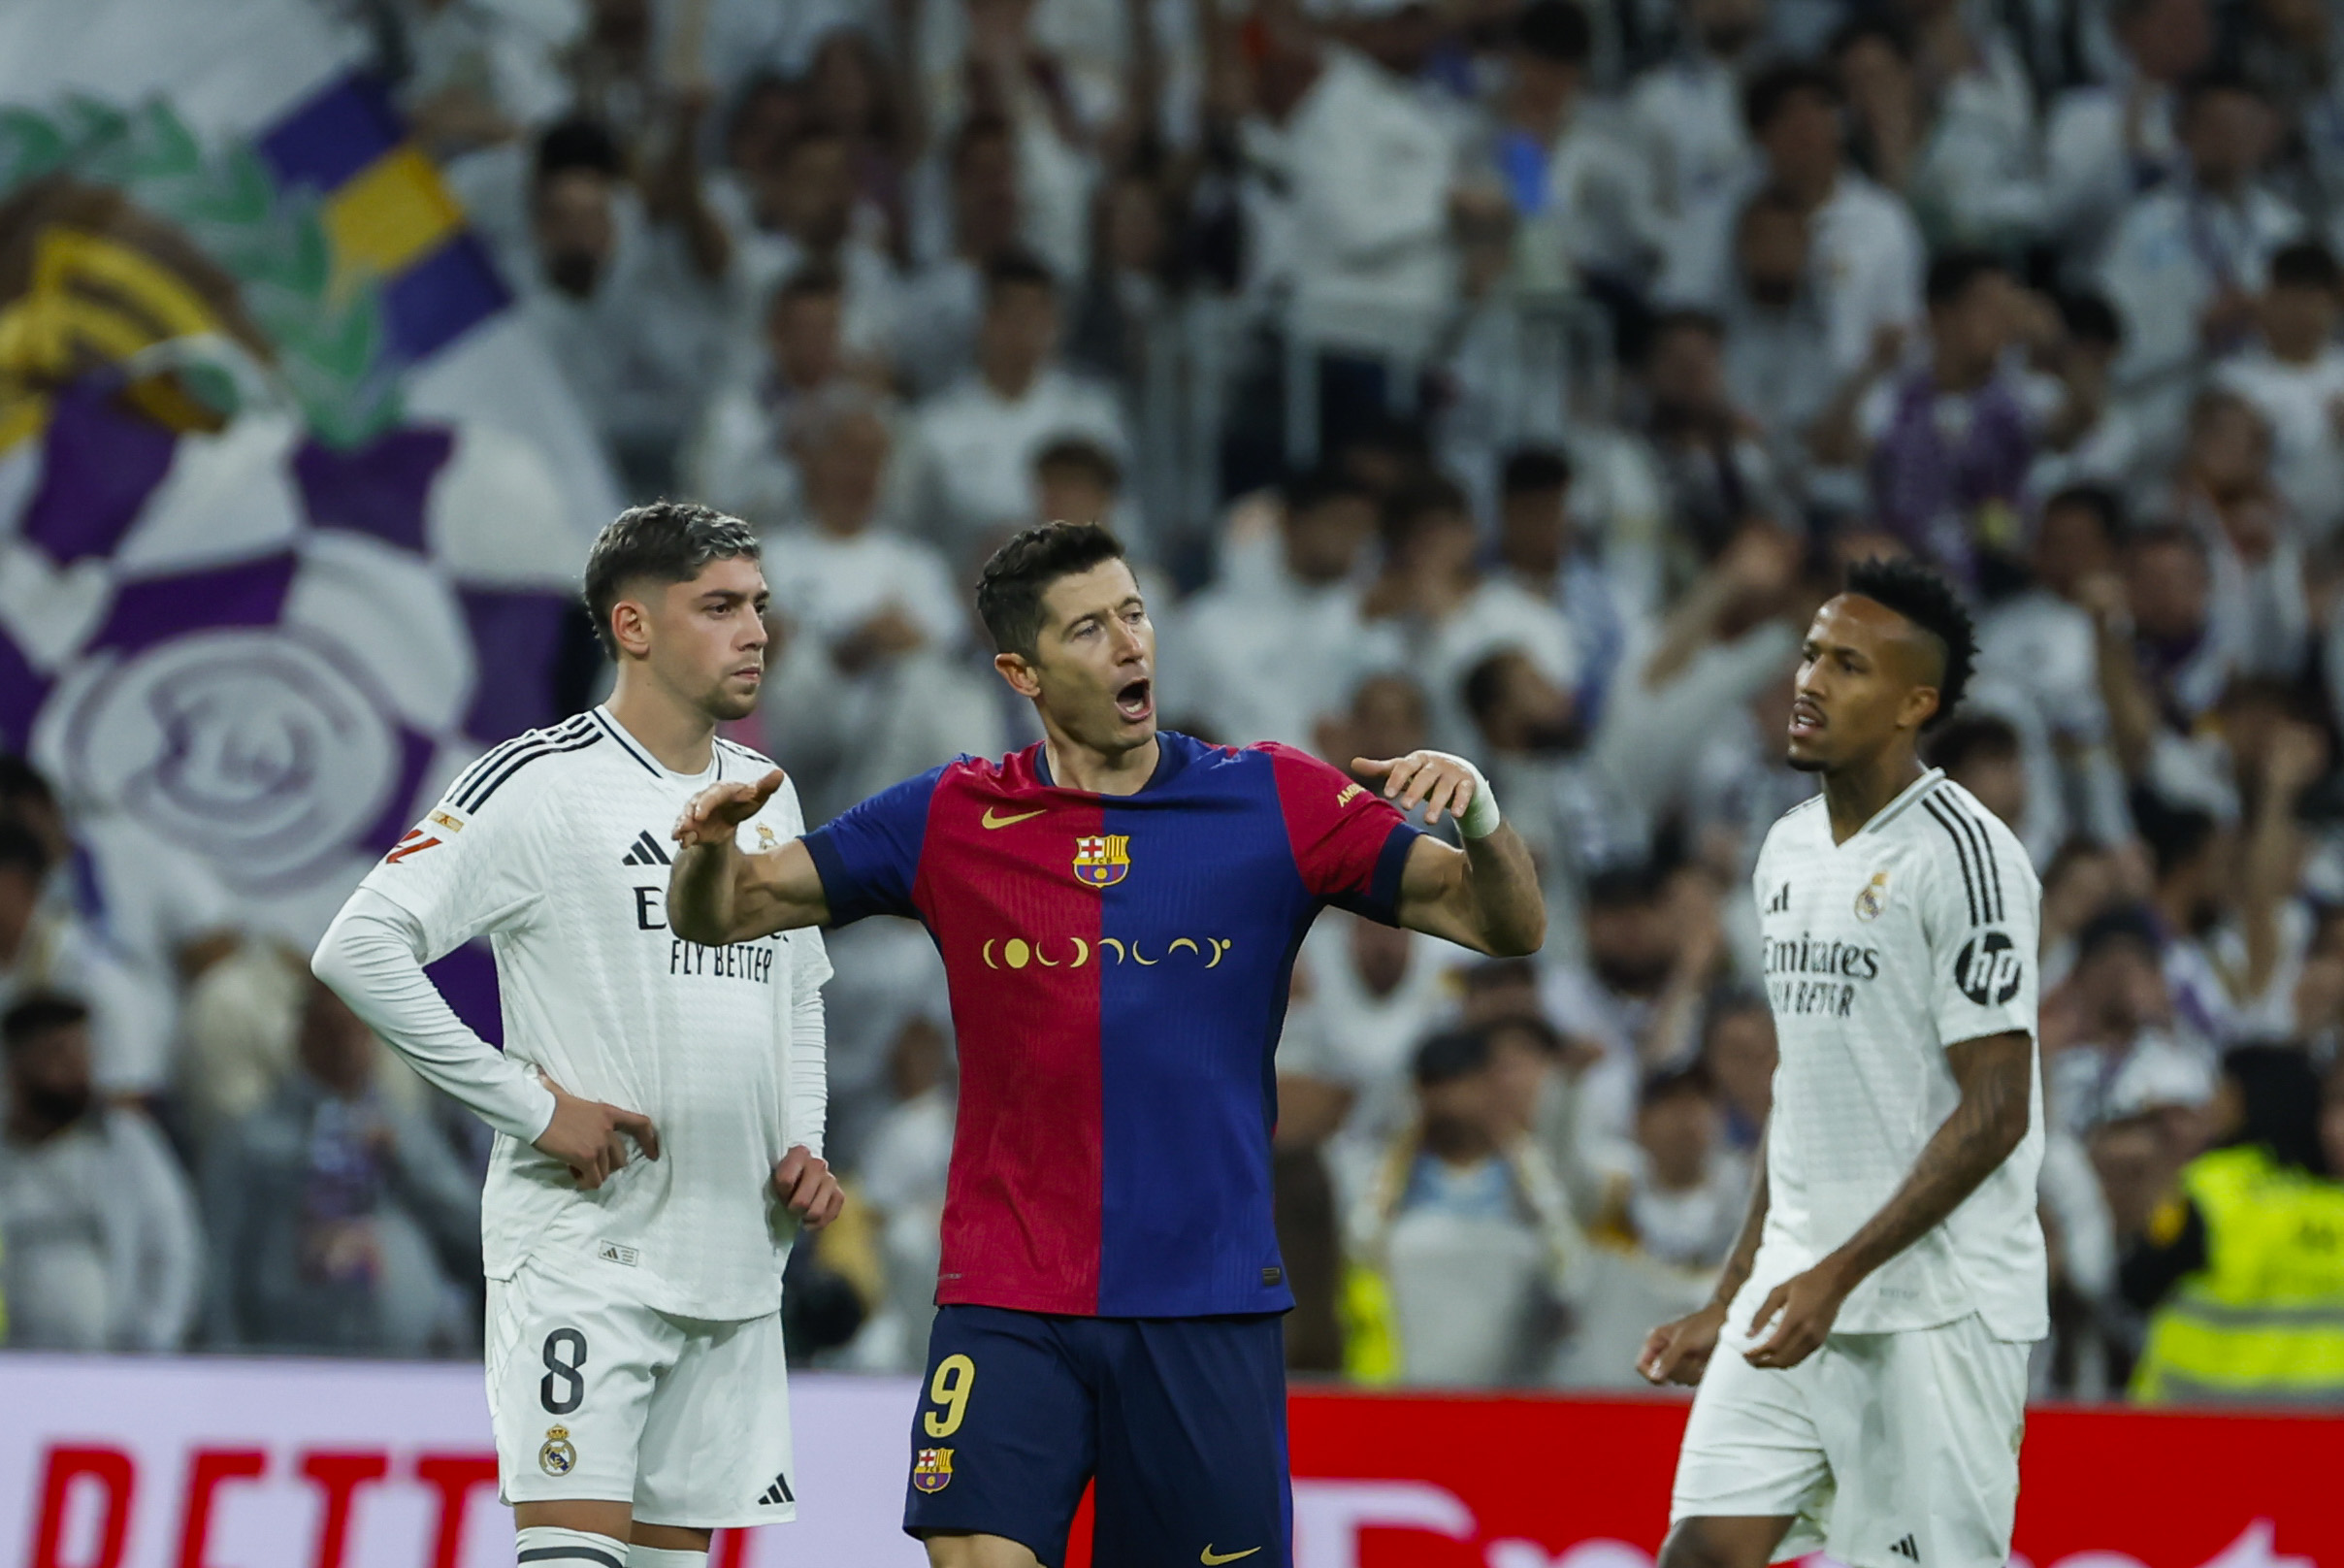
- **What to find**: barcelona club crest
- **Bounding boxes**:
[1854,869,1891,922]
[912,1447,955,1492]
[1073,833,1131,888]
[539,1425,577,1476]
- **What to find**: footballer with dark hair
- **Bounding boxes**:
[1639,556,2046,1568]
[667,520,1546,1568]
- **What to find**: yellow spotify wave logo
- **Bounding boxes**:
[978,935,1235,969]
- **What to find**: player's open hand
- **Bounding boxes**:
[673,768,785,849]
[1743,1263,1851,1370]
[1637,1300,1729,1387]
[773,1145,845,1230]
[534,1074,661,1190]
[1353,751,1479,828]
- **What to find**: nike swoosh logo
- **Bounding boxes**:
[1201,1550,1262,1565]
[981,807,1048,829]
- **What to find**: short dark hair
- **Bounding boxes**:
[1829,13,1913,62]
[0,754,54,812]
[1462,648,1531,726]
[581,501,762,660]
[2040,483,2127,545]
[2270,240,2343,293]
[1033,437,1122,493]
[1284,464,1378,514]
[771,259,845,311]
[536,117,625,185]
[1516,0,1593,64]
[3,991,87,1053]
[1586,859,1668,909]
[984,249,1058,302]
[1926,713,2021,774]
[1744,62,1841,136]
[2181,68,2265,117]
[2075,902,2161,965]
[1642,1060,1716,1107]
[975,521,1129,656]
[2058,291,2123,347]
[1842,556,1976,731]
[1501,447,1573,496]
[1646,307,1727,355]
[1926,248,2008,310]
[1380,474,1474,554]
[0,819,49,882]
[1413,1027,1494,1089]
[2132,789,2220,880]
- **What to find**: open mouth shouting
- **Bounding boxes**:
[1114,676,1155,725]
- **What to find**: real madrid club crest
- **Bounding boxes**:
[1073,833,1131,888]
[912,1447,955,1492]
[539,1425,577,1476]
[1854,869,1890,922]
[755,823,778,852]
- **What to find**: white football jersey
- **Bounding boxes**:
[359,707,830,1322]
[1748,768,2047,1340]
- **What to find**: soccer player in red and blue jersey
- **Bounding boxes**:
[667,522,1544,1568]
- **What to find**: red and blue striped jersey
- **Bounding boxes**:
[803,732,1421,1317]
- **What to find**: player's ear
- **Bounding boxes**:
[993,649,1042,699]
[611,597,653,661]
[1901,683,1941,734]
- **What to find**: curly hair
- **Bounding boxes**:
[1843,555,1975,730]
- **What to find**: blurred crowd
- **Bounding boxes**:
[10,0,2344,1401]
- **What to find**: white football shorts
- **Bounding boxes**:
[1670,1309,2030,1568]
[486,1261,797,1528]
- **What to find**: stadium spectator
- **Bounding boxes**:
[910,251,1130,572]
[1354,1027,1582,1387]
[2211,240,2344,539]
[2043,0,2211,255]
[1625,0,1763,237]
[0,821,167,1098]
[684,262,865,526]
[1699,990,1774,1156]
[203,981,480,1356]
[0,994,200,1351]
[894,116,1026,395]
[732,121,901,367]
[2100,74,2304,436]
[1634,310,1795,568]
[1712,190,1839,465]
[1168,466,1378,748]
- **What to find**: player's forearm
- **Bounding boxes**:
[310,892,556,1143]
[1458,824,1546,956]
[1706,1130,1770,1311]
[1818,1037,2031,1291]
[667,838,748,944]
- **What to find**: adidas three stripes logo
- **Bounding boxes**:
[757,1471,794,1506]
[620,831,671,866]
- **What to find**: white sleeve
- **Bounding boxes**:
[787,928,832,1158]
[311,888,557,1143]
[1918,800,2041,1047]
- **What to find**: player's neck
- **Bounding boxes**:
[1820,750,1927,846]
[604,678,719,775]
[1041,731,1161,797]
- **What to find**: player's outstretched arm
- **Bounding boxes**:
[668,769,831,943]
[1742,1029,2032,1369]
[1639,1127,1771,1386]
[1357,751,1546,957]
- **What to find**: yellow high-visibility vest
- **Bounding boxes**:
[2132,1145,2344,1404]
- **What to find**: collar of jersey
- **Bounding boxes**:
[1838,766,1946,841]
[1029,731,1191,795]
[591,705,720,784]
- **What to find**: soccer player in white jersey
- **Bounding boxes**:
[311,502,843,1568]
[1639,557,2044,1568]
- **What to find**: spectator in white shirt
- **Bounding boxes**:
[1167,467,1380,747]
[1627,0,1764,240]
[684,261,871,527]
[521,116,738,494]
[1661,63,1926,387]
[0,994,201,1351]
[763,389,1006,818]
[2044,0,2213,260]
[1713,188,1839,465]
[2031,292,2150,495]
[2100,73,2305,437]
[1481,0,1659,292]
[1286,0,1468,393]
[732,123,902,373]
[0,824,169,1098]
[910,251,1131,574]
[895,117,1034,396]
[1363,474,1579,751]
[2212,240,2344,541]
[1635,309,1798,569]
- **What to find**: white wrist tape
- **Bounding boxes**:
[1427,751,1502,839]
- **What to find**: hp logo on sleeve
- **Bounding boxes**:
[1955,931,2025,1006]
